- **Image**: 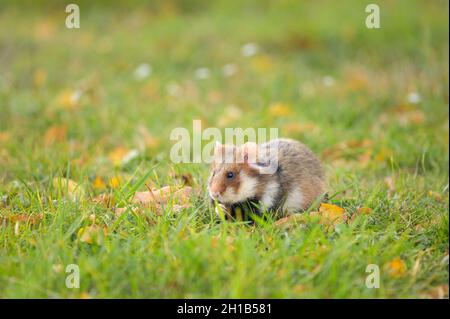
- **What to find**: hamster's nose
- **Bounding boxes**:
[209,190,220,200]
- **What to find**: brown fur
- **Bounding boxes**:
[208,138,326,212]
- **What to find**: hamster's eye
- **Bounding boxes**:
[226,171,234,179]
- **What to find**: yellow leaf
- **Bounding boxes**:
[56,89,82,110]
[310,203,346,225]
[269,102,292,117]
[211,236,219,248]
[34,20,55,41]
[251,55,273,73]
[93,176,106,190]
[385,257,407,277]
[108,146,130,166]
[293,284,305,294]
[374,147,393,162]
[33,69,47,88]
[0,131,11,144]
[77,225,108,245]
[52,264,63,273]
[428,191,443,202]
[79,292,91,299]
[109,176,121,188]
[343,67,369,92]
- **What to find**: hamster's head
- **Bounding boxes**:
[208,141,260,205]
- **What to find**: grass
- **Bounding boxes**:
[0,0,448,298]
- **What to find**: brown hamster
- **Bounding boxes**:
[208,138,326,215]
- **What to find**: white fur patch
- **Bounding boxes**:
[261,181,279,209]
[220,172,258,204]
[283,187,303,212]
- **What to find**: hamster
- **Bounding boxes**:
[208,138,326,218]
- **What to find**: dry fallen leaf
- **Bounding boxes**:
[52,264,63,273]
[293,284,306,294]
[113,206,139,218]
[274,213,307,229]
[113,186,193,217]
[136,126,160,150]
[384,176,396,196]
[44,125,67,146]
[428,191,443,202]
[0,131,11,144]
[52,177,85,201]
[322,139,373,161]
[0,213,43,225]
[33,20,56,41]
[310,203,346,226]
[77,225,108,245]
[420,285,449,299]
[133,186,191,206]
[357,149,372,168]
[378,104,426,128]
[343,66,369,92]
[396,110,425,127]
[93,193,115,208]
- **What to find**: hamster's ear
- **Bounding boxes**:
[242,142,258,164]
[242,142,277,173]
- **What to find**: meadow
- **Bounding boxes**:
[0,0,448,298]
